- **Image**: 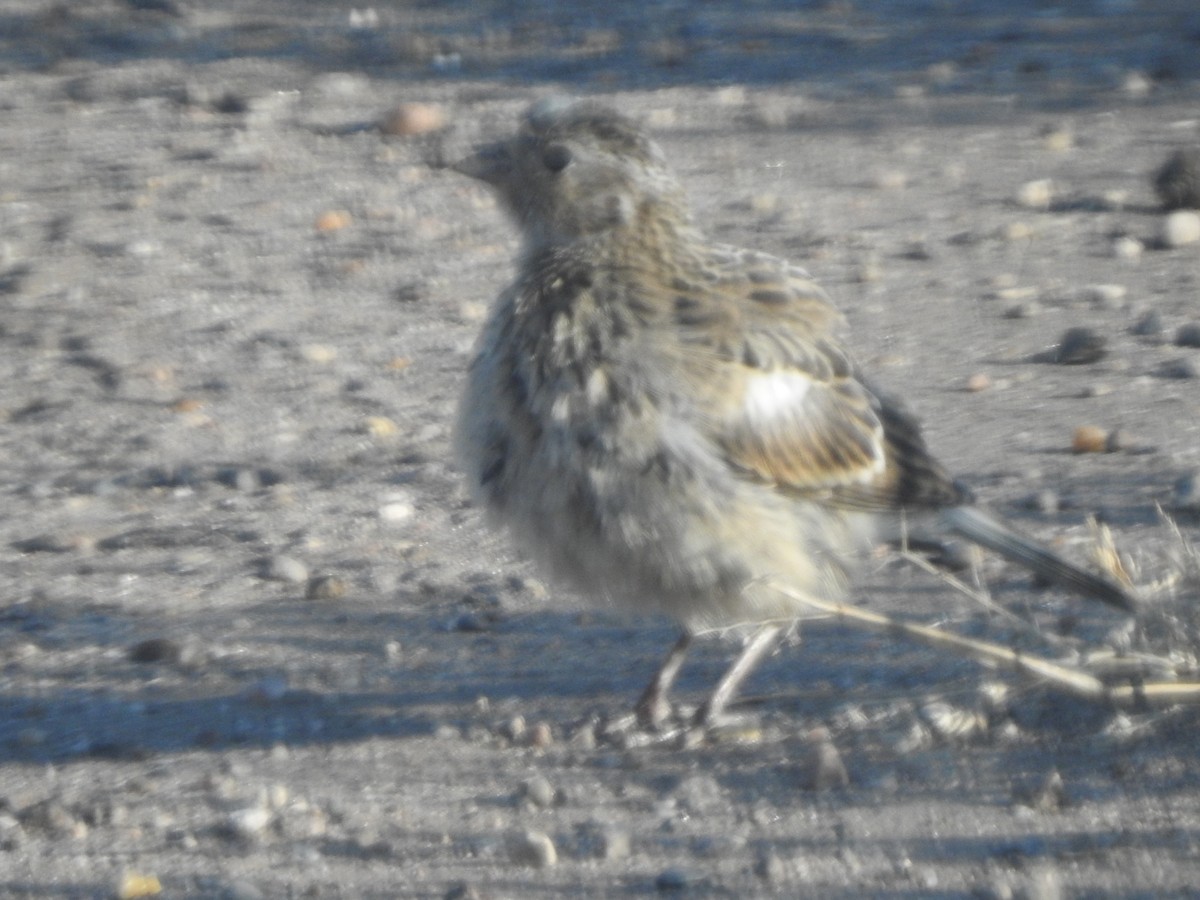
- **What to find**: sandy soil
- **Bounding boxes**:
[2,1,1200,897]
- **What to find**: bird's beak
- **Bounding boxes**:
[450,140,513,186]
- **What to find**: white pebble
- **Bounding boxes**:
[228,807,272,840]
[1112,236,1143,260]
[598,827,632,860]
[1083,284,1127,307]
[1003,221,1035,241]
[1016,179,1053,210]
[1162,210,1200,248]
[379,491,416,524]
[510,830,557,868]
[521,775,557,808]
[125,239,161,258]
[1122,70,1152,97]
[266,555,308,584]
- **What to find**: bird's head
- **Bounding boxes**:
[452,97,687,251]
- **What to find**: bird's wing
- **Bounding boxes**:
[674,246,964,512]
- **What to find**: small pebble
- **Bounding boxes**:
[655,868,692,891]
[1072,426,1108,454]
[459,300,488,322]
[1122,70,1152,97]
[128,638,183,665]
[300,344,336,364]
[902,239,934,261]
[363,415,399,437]
[1172,472,1200,513]
[991,285,1038,302]
[116,871,162,900]
[264,555,308,584]
[1027,490,1060,515]
[1100,189,1129,211]
[1154,148,1200,210]
[431,52,462,73]
[510,830,557,868]
[1160,357,1200,379]
[965,373,991,392]
[520,775,557,809]
[527,721,554,749]
[305,574,347,600]
[452,611,492,633]
[748,192,779,214]
[1025,865,1064,900]
[1112,236,1143,260]
[1161,210,1200,247]
[1041,124,1073,152]
[855,256,883,283]
[569,721,598,750]
[315,210,352,232]
[1005,301,1041,319]
[1105,429,1131,452]
[348,8,379,28]
[756,851,787,882]
[379,491,416,524]
[1002,221,1035,241]
[926,61,957,84]
[1016,179,1053,210]
[227,807,272,842]
[218,467,261,492]
[126,239,160,259]
[379,102,447,137]
[1131,310,1165,337]
[499,715,526,742]
[1175,323,1200,348]
[598,827,631,860]
[393,281,424,303]
[310,71,370,98]
[1083,283,1127,310]
[800,733,849,791]
[1055,327,1106,364]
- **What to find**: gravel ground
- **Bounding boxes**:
[2,1,1200,897]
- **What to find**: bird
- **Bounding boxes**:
[448,97,1138,731]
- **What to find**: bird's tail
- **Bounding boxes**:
[942,506,1138,613]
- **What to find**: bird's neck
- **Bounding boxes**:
[521,199,700,275]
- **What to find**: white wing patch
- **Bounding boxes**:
[730,368,889,490]
[741,370,814,423]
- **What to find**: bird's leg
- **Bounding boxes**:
[635,631,693,729]
[693,623,784,728]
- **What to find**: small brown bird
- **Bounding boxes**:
[450,97,1137,729]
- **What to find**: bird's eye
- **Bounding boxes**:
[541,144,572,173]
